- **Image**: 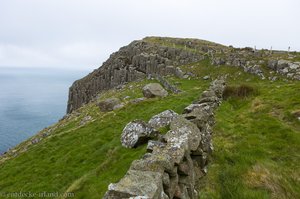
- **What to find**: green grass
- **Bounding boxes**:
[199,80,300,199]
[0,77,208,198]
[0,38,299,199]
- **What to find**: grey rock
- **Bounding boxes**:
[104,170,165,199]
[142,83,168,98]
[97,98,122,112]
[277,59,290,69]
[166,116,201,152]
[80,115,92,126]
[121,120,157,148]
[147,140,166,152]
[130,152,174,174]
[268,60,278,70]
[148,110,178,129]
[130,97,146,104]
[203,75,210,80]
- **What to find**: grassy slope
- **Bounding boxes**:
[192,64,300,198]
[0,42,299,198]
[0,77,210,198]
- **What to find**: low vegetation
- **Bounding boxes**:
[0,39,299,199]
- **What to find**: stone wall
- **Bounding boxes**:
[267,59,300,80]
[67,40,203,113]
[104,78,226,199]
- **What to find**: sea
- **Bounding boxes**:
[0,67,89,154]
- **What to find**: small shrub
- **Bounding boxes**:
[223,84,258,99]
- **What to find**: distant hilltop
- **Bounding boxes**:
[67,37,300,113]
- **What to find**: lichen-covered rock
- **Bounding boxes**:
[142,83,168,98]
[130,152,174,174]
[97,98,122,112]
[166,116,201,153]
[104,170,165,199]
[147,140,166,152]
[183,106,214,129]
[121,120,156,148]
[183,103,214,114]
[148,110,178,129]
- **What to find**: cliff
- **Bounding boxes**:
[67,37,300,113]
[67,37,227,113]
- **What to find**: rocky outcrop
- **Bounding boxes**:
[67,39,203,113]
[267,60,300,80]
[211,49,265,79]
[104,78,226,199]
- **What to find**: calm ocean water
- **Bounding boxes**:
[0,67,88,154]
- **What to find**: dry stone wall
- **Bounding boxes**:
[104,78,226,199]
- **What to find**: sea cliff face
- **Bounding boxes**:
[67,38,204,113]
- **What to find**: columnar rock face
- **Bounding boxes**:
[104,78,226,199]
[67,39,203,113]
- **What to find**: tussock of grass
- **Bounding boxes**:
[223,84,258,99]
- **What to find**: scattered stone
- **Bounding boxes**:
[123,96,131,100]
[80,115,92,126]
[148,110,178,129]
[97,98,122,112]
[130,97,146,104]
[203,75,210,80]
[121,120,157,148]
[31,138,41,144]
[142,83,168,98]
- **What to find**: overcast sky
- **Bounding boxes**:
[0,0,299,70]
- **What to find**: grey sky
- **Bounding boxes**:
[0,0,299,70]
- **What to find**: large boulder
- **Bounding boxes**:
[97,98,123,112]
[142,83,168,98]
[121,120,157,148]
[148,110,178,129]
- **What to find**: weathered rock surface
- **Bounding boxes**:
[105,78,226,199]
[121,120,157,148]
[104,170,165,199]
[148,110,178,129]
[97,98,122,112]
[268,60,300,80]
[67,39,204,113]
[142,83,168,98]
